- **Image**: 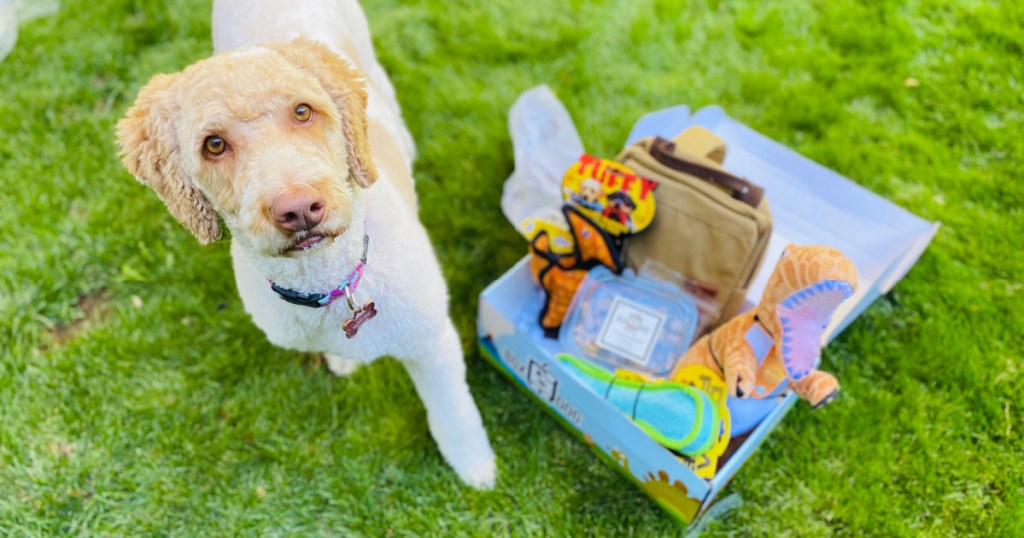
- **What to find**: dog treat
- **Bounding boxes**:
[560,266,698,377]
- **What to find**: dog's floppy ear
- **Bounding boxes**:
[267,38,378,188]
[116,73,222,244]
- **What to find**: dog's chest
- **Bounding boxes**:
[260,285,397,362]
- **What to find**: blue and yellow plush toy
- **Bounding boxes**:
[558,354,721,457]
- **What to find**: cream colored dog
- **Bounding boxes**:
[116,0,496,488]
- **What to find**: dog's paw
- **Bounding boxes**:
[324,354,360,377]
[727,362,758,399]
[456,452,498,490]
[812,387,840,409]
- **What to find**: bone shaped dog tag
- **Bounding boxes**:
[343,300,377,338]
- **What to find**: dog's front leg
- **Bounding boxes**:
[324,354,361,377]
[401,320,496,490]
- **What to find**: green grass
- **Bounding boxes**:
[1,0,1021,535]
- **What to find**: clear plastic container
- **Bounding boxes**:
[560,266,699,377]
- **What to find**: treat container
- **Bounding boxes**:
[559,266,699,378]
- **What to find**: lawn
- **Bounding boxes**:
[1,0,1022,535]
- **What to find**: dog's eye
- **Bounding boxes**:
[293,103,313,123]
[204,135,228,156]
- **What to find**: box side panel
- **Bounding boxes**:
[479,339,702,526]
[478,258,823,525]
[699,393,799,513]
[478,264,713,525]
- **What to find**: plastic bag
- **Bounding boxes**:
[0,1,16,61]
[501,85,585,233]
[0,0,60,63]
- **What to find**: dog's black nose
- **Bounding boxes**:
[271,186,325,232]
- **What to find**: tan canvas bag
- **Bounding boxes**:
[616,126,773,328]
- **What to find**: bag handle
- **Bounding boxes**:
[672,126,727,164]
[649,137,765,208]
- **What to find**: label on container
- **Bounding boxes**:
[595,296,665,367]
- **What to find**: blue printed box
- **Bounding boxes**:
[476,105,937,525]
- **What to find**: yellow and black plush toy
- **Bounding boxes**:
[524,155,658,337]
[528,205,624,337]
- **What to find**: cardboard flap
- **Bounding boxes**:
[627,105,938,342]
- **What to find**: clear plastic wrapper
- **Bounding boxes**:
[501,85,585,233]
[0,0,60,62]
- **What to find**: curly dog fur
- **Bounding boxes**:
[116,0,496,489]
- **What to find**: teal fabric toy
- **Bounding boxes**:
[557,354,719,456]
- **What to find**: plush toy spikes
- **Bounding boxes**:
[776,279,854,380]
[530,205,625,336]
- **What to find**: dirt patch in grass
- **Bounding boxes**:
[43,289,111,348]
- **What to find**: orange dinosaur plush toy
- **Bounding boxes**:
[673,244,858,408]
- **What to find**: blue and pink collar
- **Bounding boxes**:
[268,234,369,309]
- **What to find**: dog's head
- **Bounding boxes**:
[116,38,377,257]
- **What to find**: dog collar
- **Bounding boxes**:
[268,234,369,309]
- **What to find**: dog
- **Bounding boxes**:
[115,0,496,489]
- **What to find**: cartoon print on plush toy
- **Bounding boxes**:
[602,191,637,233]
[568,178,605,212]
[673,244,858,408]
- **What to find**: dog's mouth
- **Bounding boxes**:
[293,234,325,250]
[282,229,343,256]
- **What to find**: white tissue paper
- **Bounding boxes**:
[501,85,585,233]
